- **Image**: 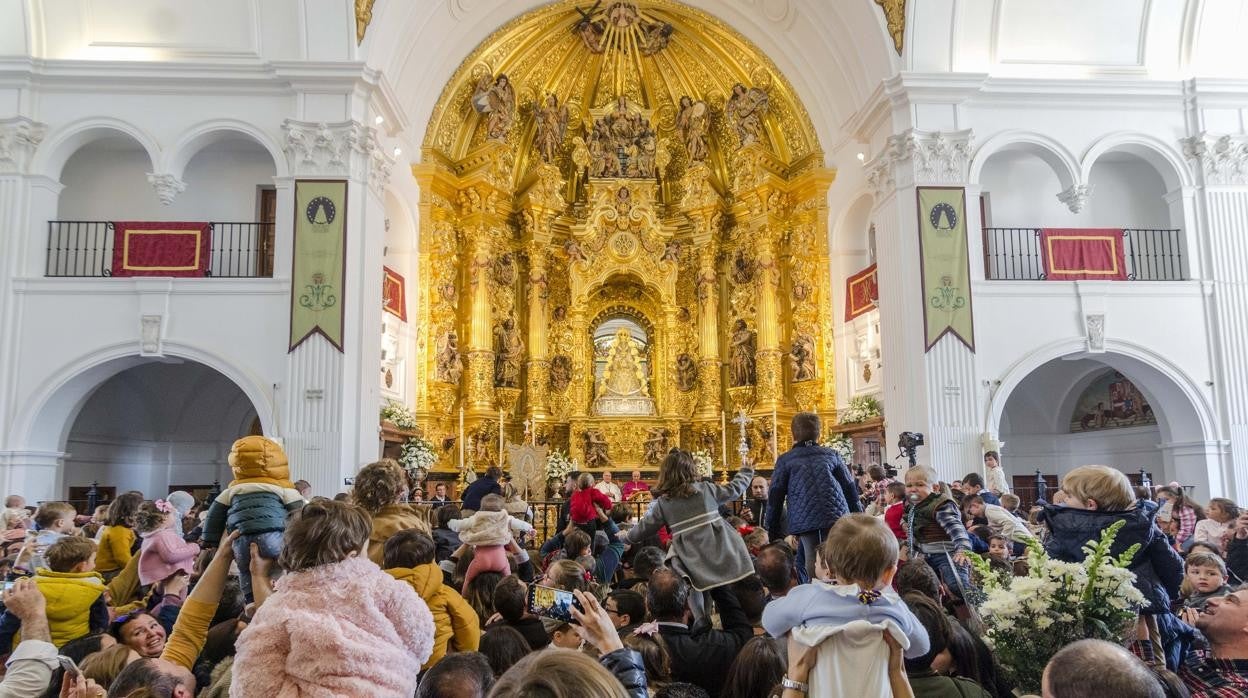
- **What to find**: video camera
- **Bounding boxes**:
[896,431,925,467]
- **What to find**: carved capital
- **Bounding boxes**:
[1057,184,1092,213]
[1183,133,1248,186]
[145,173,186,206]
[868,129,973,192]
[0,117,46,174]
[282,119,386,181]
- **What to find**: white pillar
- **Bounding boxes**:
[867,130,982,482]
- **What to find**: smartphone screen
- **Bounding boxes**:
[2,581,13,593]
[57,655,80,677]
[528,584,581,624]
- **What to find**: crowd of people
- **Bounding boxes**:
[0,416,1241,696]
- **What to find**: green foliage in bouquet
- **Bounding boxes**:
[967,519,1146,692]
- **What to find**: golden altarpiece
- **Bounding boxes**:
[410,0,836,480]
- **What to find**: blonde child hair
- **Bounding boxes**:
[1186,550,1227,577]
[1000,493,1020,511]
[1062,465,1135,511]
[576,472,595,490]
[1,508,27,529]
[903,465,938,485]
[820,513,898,588]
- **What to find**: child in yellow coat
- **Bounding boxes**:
[383,529,480,669]
[0,537,107,648]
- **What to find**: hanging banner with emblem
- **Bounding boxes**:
[290,180,347,352]
[917,187,975,352]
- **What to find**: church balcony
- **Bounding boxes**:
[983,228,1185,281]
[45,221,275,278]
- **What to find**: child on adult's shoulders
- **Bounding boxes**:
[762,514,929,697]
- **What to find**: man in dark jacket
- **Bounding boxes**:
[766,412,861,579]
[650,568,751,696]
[460,466,503,512]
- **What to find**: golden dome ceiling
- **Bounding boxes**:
[422,0,823,180]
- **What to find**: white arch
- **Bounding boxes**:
[15,341,275,457]
[988,337,1217,447]
[1080,132,1194,192]
[969,130,1081,191]
[30,116,162,182]
[163,119,289,180]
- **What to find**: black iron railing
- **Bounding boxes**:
[45,221,274,278]
[982,228,1185,281]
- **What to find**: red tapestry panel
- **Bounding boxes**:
[383,266,407,321]
[1039,228,1127,281]
[111,222,211,277]
[845,263,879,321]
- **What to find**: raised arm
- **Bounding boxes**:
[161,531,238,670]
[710,461,754,504]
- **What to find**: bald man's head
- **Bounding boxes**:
[1041,639,1163,698]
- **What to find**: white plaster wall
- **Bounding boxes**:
[981,154,1172,229]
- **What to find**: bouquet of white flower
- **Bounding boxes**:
[381,399,418,430]
[691,450,714,480]
[838,395,882,424]
[968,519,1147,692]
[822,432,854,464]
[398,435,437,475]
[545,450,575,487]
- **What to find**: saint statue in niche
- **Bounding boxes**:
[598,328,649,398]
[533,93,569,164]
[549,355,573,393]
[472,73,516,141]
[676,353,698,393]
[790,334,816,383]
[726,83,769,148]
[583,429,611,469]
[435,330,463,385]
[643,427,671,465]
[493,317,524,387]
[730,319,757,387]
[676,96,709,162]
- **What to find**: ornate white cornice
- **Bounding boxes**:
[283,119,388,182]
[1057,184,1092,213]
[1182,132,1248,186]
[368,143,394,198]
[0,117,47,174]
[146,173,186,205]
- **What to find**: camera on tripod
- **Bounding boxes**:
[896,431,925,467]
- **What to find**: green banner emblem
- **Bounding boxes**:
[290,180,347,352]
[917,187,975,352]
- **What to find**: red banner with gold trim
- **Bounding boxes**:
[845,263,878,321]
[382,266,406,321]
[111,222,210,277]
[1040,228,1126,281]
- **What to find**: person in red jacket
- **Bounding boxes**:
[882,481,908,542]
[569,473,613,538]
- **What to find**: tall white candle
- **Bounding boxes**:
[721,411,728,469]
[458,406,465,469]
[498,409,505,467]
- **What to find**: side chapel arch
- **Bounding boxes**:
[410,0,836,474]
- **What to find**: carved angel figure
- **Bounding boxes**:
[435,331,463,385]
[472,73,516,141]
[583,429,611,469]
[790,334,816,383]
[606,1,640,28]
[730,319,757,387]
[726,83,769,148]
[676,96,709,162]
[549,355,573,394]
[564,238,589,264]
[638,19,673,56]
[534,94,569,164]
[643,428,670,465]
[661,240,681,265]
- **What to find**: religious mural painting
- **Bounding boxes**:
[1069,370,1157,433]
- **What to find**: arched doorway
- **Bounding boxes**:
[993,350,1223,501]
[63,360,260,503]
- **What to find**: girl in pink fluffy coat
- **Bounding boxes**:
[231,499,435,698]
[135,499,200,619]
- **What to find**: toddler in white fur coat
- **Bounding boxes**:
[231,500,435,698]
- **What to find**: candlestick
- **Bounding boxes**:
[771,407,778,462]
[732,410,751,466]
[458,406,465,469]
[720,411,727,469]
[498,409,505,468]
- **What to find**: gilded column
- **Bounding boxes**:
[754,230,784,411]
[464,225,496,414]
[695,245,722,418]
[525,241,551,418]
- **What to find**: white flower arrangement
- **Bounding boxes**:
[838,395,882,424]
[545,449,576,486]
[398,435,437,475]
[822,432,854,464]
[968,519,1147,692]
[380,399,418,430]
[691,450,714,479]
